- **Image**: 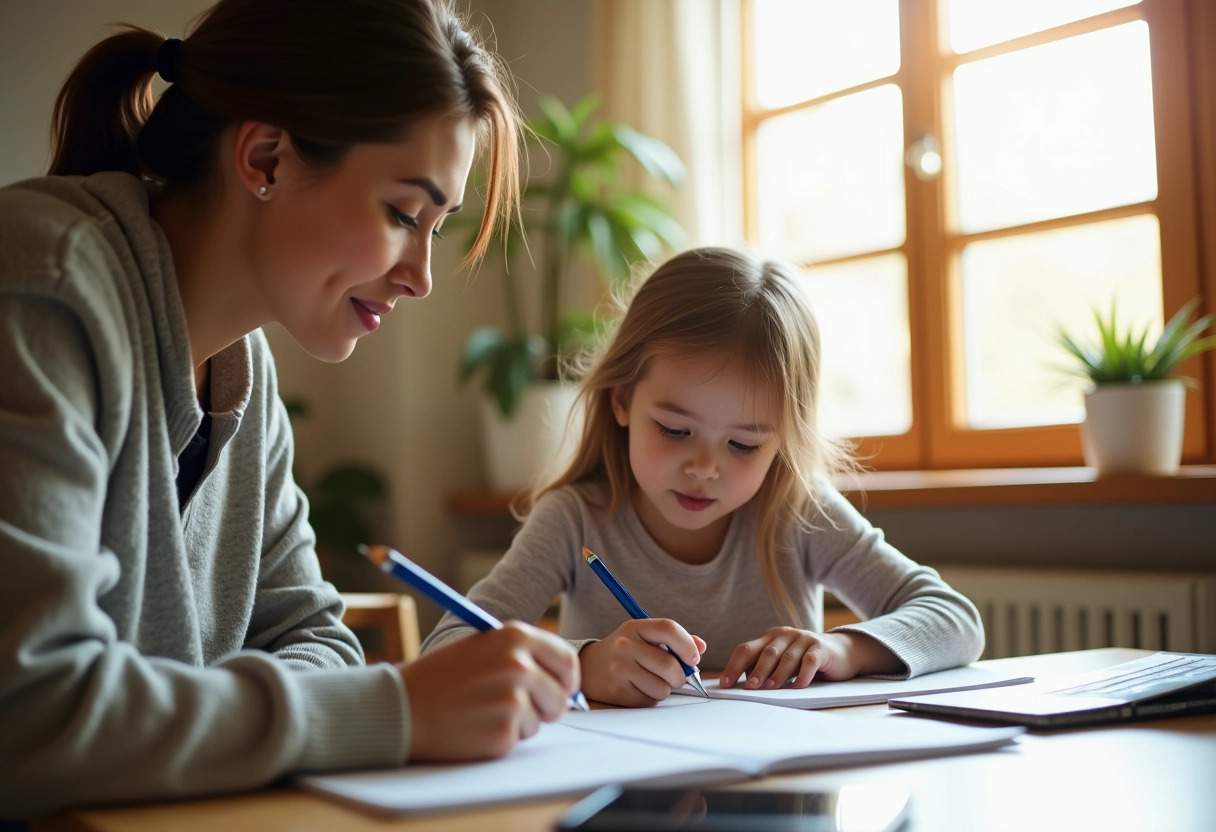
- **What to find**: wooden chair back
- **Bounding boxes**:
[340,592,421,664]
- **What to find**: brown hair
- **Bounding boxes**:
[48,0,520,261]
[529,247,856,626]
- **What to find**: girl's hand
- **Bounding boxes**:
[399,621,581,762]
[579,619,707,707]
[719,628,900,690]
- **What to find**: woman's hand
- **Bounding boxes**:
[579,619,707,707]
[399,621,581,762]
[719,628,901,690]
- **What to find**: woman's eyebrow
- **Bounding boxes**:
[398,177,463,213]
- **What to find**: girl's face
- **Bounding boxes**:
[252,111,476,362]
[611,352,781,562]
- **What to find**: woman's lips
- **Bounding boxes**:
[351,298,381,331]
[675,492,714,511]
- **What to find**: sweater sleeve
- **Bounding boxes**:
[241,333,368,671]
[0,275,405,819]
[421,489,584,653]
[806,485,985,678]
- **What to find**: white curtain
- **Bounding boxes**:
[592,0,744,248]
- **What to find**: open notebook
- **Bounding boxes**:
[888,651,1216,728]
[671,663,1033,709]
[298,699,1022,815]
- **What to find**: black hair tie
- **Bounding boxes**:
[156,38,183,84]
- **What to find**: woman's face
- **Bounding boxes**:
[251,111,477,362]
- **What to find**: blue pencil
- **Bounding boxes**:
[359,544,590,711]
[581,547,709,698]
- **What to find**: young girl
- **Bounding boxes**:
[423,246,984,707]
[0,0,580,819]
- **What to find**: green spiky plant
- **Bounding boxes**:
[1057,298,1216,388]
[459,94,686,418]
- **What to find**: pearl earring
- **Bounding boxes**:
[257,185,268,196]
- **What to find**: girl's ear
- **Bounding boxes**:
[610,387,630,427]
[232,121,288,198]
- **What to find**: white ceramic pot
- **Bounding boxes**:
[479,381,583,491]
[1081,379,1185,476]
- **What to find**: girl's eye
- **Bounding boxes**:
[729,440,760,454]
[657,423,688,439]
[431,226,445,240]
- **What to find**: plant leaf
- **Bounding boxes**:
[317,465,386,499]
[567,94,601,132]
[309,500,371,556]
[484,335,544,417]
[610,124,686,185]
[535,95,577,147]
[459,326,508,382]
[585,210,622,280]
[1056,296,1216,386]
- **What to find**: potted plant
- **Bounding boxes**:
[1057,297,1216,475]
[458,94,686,490]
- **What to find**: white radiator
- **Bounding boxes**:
[936,567,1216,660]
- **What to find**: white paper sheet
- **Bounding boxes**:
[670,664,1034,708]
[298,699,1023,815]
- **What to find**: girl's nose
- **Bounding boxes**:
[684,448,719,480]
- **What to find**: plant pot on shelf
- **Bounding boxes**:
[1081,379,1185,476]
[479,381,582,491]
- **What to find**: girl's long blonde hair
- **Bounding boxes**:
[527,247,855,625]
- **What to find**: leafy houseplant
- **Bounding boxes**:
[1057,298,1216,475]
[459,94,687,418]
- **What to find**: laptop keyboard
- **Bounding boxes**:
[1046,653,1216,699]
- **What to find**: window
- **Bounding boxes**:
[742,0,1215,469]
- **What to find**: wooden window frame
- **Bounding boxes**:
[741,0,1216,471]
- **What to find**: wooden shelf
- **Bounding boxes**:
[446,466,1216,516]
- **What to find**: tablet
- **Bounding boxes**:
[555,784,911,832]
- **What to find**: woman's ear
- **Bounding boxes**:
[610,387,630,427]
[232,121,287,199]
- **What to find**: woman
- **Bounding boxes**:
[0,0,579,819]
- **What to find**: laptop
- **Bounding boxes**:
[888,651,1216,729]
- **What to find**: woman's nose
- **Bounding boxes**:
[392,238,433,299]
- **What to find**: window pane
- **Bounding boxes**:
[752,0,900,108]
[948,0,1140,53]
[802,254,911,439]
[953,22,1157,233]
[960,215,1162,430]
[757,85,906,263]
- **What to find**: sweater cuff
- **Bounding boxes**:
[294,664,409,771]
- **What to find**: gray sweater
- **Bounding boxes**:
[423,480,984,676]
[0,173,408,818]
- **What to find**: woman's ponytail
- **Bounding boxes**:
[48,25,163,177]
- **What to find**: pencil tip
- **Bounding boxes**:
[581,547,595,562]
[361,544,389,566]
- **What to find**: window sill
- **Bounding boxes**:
[445,466,1216,516]
[834,466,1216,509]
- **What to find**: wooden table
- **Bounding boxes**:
[35,648,1216,832]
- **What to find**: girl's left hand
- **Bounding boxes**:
[719,628,893,690]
